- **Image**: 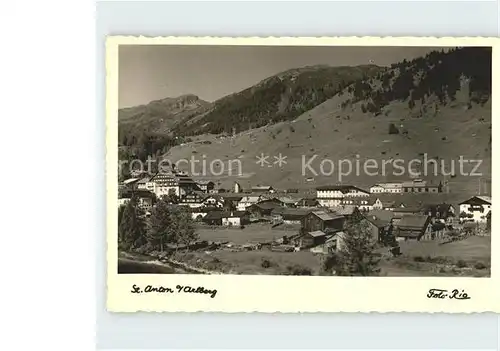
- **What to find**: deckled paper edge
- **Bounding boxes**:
[105,36,500,313]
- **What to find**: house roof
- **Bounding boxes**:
[299,198,319,206]
[459,196,492,205]
[277,196,299,204]
[187,206,220,213]
[137,177,150,184]
[307,230,326,238]
[367,209,394,222]
[204,211,224,220]
[311,211,344,221]
[393,207,422,214]
[364,213,392,228]
[271,208,313,220]
[397,215,430,229]
[220,194,243,202]
[252,185,273,190]
[402,180,427,187]
[316,185,369,193]
[330,205,357,215]
[120,189,155,199]
[195,179,215,185]
[240,195,261,202]
[251,201,282,211]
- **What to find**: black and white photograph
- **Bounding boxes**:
[115,40,492,279]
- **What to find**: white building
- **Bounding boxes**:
[316,185,369,208]
[234,182,242,193]
[195,180,215,193]
[369,182,403,194]
[459,196,491,223]
[136,177,150,190]
[202,195,225,208]
[118,198,130,207]
[149,172,181,197]
[340,196,384,211]
[237,195,262,211]
[203,211,250,226]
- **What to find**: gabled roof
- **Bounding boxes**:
[307,230,326,238]
[123,178,139,185]
[459,196,492,205]
[397,215,430,229]
[477,196,492,203]
[240,195,261,202]
[311,211,344,221]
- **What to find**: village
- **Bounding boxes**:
[118,165,491,277]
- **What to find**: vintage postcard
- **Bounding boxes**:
[106,36,500,313]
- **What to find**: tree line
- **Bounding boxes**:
[118,195,198,253]
[347,47,492,115]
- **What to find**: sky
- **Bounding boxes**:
[119,45,450,108]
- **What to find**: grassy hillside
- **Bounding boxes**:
[163,47,491,198]
[119,94,210,133]
[171,64,383,136]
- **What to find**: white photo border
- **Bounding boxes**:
[106,36,500,313]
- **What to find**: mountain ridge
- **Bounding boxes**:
[160,47,491,197]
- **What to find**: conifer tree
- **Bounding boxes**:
[328,212,381,276]
[118,197,146,250]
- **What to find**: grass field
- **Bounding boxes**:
[188,233,491,276]
[379,236,491,277]
[211,250,322,275]
[196,223,300,245]
[397,235,491,261]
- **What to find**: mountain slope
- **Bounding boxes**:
[119,94,210,135]
[172,64,383,136]
[163,47,492,198]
